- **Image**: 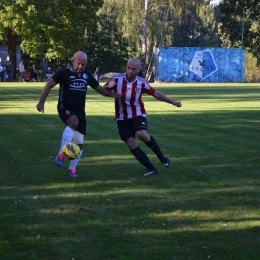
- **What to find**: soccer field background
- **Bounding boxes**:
[0,82,259,260]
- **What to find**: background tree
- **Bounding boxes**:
[160,0,220,47]
[0,0,103,76]
[83,0,130,73]
[111,0,169,71]
[219,0,260,63]
[111,0,221,72]
[2,0,257,81]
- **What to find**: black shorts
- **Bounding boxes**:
[117,116,148,142]
[58,107,87,135]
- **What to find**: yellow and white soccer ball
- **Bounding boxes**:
[62,142,80,160]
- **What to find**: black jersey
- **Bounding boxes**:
[53,67,99,112]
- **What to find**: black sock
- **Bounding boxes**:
[131,146,156,170]
[145,135,164,160]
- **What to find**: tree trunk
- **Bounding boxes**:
[6,27,17,80]
[140,0,149,72]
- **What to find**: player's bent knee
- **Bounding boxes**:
[126,137,138,150]
[73,131,84,145]
[67,115,79,130]
[136,130,149,142]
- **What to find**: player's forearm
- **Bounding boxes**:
[96,85,114,97]
[38,90,49,104]
[154,90,181,107]
[38,84,52,103]
[154,90,173,103]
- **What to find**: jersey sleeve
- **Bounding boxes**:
[88,73,99,88]
[52,69,64,83]
[143,82,156,95]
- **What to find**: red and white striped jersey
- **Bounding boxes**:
[107,73,156,120]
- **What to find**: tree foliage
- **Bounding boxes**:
[106,0,221,67]
[0,0,222,72]
[3,0,259,77]
[83,0,130,73]
[0,0,103,61]
[219,0,260,64]
[159,0,220,47]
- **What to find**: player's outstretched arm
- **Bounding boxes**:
[153,90,182,107]
[36,78,57,113]
[95,85,121,98]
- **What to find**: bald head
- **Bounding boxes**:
[72,51,88,73]
[126,58,141,82]
[127,58,141,69]
[74,51,87,60]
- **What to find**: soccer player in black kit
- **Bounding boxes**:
[36,51,121,177]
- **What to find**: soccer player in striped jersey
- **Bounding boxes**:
[105,58,182,176]
[36,51,121,177]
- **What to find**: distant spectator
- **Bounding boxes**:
[25,70,31,82]
[46,66,54,81]
[94,67,100,81]
[39,58,48,81]
[30,64,38,81]
[19,60,26,82]
[0,57,5,82]
[5,56,13,82]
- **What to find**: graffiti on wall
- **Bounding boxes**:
[155,47,245,82]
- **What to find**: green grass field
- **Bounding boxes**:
[0,82,259,260]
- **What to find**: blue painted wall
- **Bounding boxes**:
[155,47,245,82]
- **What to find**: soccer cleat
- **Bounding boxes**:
[55,154,64,167]
[144,169,158,177]
[68,168,78,178]
[161,155,171,168]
